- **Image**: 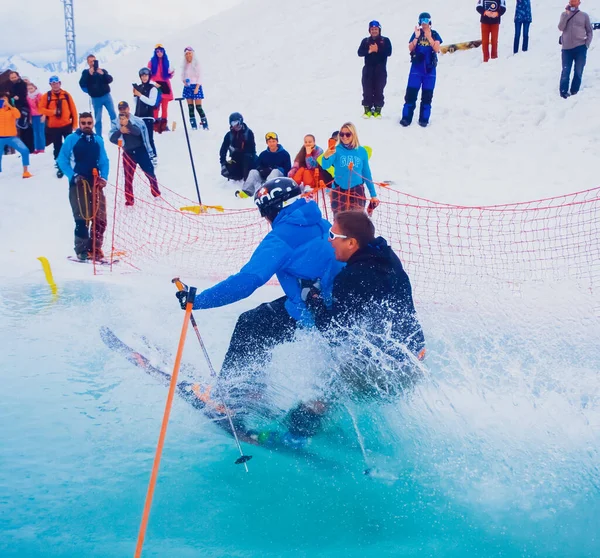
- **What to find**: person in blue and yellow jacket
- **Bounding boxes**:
[176,176,344,405]
[321,122,378,216]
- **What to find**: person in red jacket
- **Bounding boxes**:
[0,92,32,178]
[476,0,507,62]
[148,44,174,133]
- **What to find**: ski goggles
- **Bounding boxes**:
[419,17,431,24]
[184,46,194,53]
[265,132,278,141]
[49,75,60,84]
[328,228,348,241]
[230,120,241,128]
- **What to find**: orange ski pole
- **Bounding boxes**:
[134,287,196,558]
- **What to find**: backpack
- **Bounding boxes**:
[46,90,71,118]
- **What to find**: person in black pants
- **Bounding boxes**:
[357,20,392,119]
[219,112,257,181]
[8,71,34,153]
[109,111,160,205]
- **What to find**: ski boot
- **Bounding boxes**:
[201,116,209,130]
[418,120,429,128]
[399,118,411,127]
[373,107,383,119]
[362,106,373,119]
[189,116,198,130]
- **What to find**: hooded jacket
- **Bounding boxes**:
[312,236,425,357]
[57,128,110,181]
[109,113,154,158]
[321,143,375,197]
[0,103,20,137]
[192,198,344,324]
[256,144,292,178]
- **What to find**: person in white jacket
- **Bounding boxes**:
[181,46,208,130]
[133,67,161,164]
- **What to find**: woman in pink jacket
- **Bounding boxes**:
[181,46,208,130]
[148,44,174,132]
[26,82,45,153]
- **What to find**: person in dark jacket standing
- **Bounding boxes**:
[558,0,593,99]
[400,13,442,128]
[514,0,532,53]
[109,103,160,205]
[8,71,34,153]
[133,67,160,164]
[357,20,392,119]
[79,55,116,136]
[56,112,110,261]
[476,0,507,62]
[235,131,291,198]
[220,112,257,181]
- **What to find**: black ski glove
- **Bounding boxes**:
[175,290,189,309]
[220,164,230,178]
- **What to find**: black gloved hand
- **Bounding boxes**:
[220,164,230,178]
[175,290,188,309]
[258,166,272,180]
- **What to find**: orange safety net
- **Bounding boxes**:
[102,153,600,303]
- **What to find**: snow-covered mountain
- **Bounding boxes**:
[0,40,139,74]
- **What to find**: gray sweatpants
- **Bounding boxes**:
[241,169,283,196]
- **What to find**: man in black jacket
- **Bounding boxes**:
[8,71,33,153]
[79,55,116,136]
[219,112,257,181]
[357,20,393,118]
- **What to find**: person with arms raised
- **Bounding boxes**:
[79,54,116,136]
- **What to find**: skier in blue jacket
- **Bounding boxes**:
[400,12,442,128]
[236,131,291,198]
[176,176,343,402]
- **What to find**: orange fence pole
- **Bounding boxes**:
[134,287,196,558]
[110,140,123,271]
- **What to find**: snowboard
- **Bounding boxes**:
[67,256,119,266]
[440,40,482,54]
[99,327,344,470]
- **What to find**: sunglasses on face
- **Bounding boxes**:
[339,132,352,138]
[328,229,348,241]
[80,120,93,126]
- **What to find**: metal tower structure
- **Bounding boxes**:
[61,0,77,72]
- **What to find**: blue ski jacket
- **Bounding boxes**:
[321,143,375,197]
[193,199,344,324]
[57,129,110,181]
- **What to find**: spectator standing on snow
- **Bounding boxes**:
[27,82,45,154]
[476,0,507,62]
[181,46,208,131]
[514,0,532,53]
[400,12,442,128]
[357,20,392,119]
[0,91,32,178]
[8,71,34,153]
[110,102,160,205]
[78,54,116,136]
[57,112,110,261]
[38,76,78,178]
[148,44,174,133]
[220,112,257,181]
[558,0,593,99]
[288,134,323,189]
[133,68,161,164]
[235,132,291,199]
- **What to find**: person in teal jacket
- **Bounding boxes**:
[321,122,378,216]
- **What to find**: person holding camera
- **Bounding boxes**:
[57,112,109,261]
[0,92,32,178]
[110,102,160,205]
[79,55,116,137]
[558,0,593,99]
[235,131,291,199]
[400,13,442,128]
[357,20,392,119]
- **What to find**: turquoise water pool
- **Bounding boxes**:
[1,280,599,557]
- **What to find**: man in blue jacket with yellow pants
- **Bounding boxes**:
[400,12,442,128]
[177,176,343,406]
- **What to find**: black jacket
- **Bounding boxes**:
[357,36,393,67]
[9,79,28,111]
[312,236,425,358]
[79,68,113,98]
[476,0,507,25]
[219,124,257,164]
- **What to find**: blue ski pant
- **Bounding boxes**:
[31,115,45,151]
[402,70,436,124]
[91,93,117,137]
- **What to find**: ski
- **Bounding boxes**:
[67,256,119,266]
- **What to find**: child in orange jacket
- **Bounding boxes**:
[288,134,324,188]
[0,92,32,178]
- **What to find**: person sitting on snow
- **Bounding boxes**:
[235,131,291,199]
[219,112,257,182]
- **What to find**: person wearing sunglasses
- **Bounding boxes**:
[357,20,393,119]
[56,112,110,261]
[321,122,377,215]
[476,0,507,62]
[148,44,174,133]
[305,210,425,397]
[400,12,442,128]
[38,76,78,178]
[235,131,291,199]
[176,176,343,414]
[219,112,258,181]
